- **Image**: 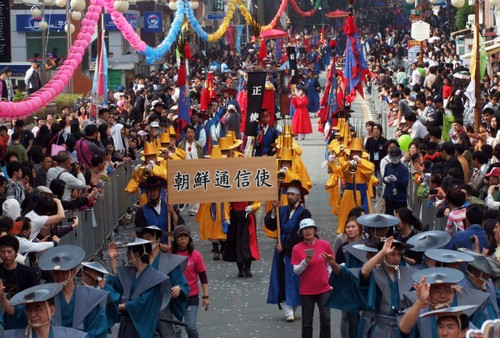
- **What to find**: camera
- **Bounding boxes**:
[410,153,419,162]
[469,236,475,243]
[67,217,75,223]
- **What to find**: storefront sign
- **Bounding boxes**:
[0,0,11,62]
[167,157,277,204]
[408,40,421,64]
[144,11,162,33]
[16,14,66,32]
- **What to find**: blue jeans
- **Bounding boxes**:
[184,304,199,338]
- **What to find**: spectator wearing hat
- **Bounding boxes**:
[107,239,170,338]
[114,85,125,101]
[265,179,311,322]
[222,104,241,140]
[172,225,209,338]
[485,167,500,209]
[291,86,313,140]
[382,147,409,215]
[2,283,88,338]
[36,245,108,337]
[292,218,333,338]
[334,138,375,234]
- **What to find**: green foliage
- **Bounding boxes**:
[51,93,82,113]
[13,91,25,102]
[455,3,475,30]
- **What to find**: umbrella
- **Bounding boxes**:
[260,29,288,39]
[325,10,349,18]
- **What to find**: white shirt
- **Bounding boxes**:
[184,141,199,159]
[25,210,49,240]
[410,120,429,139]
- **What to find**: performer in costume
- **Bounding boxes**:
[304,68,320,115]
[37,245,108,338]
[255,109,278,157]
[134,175,184,251]
[125,142,167,206]
[400,267,489,338]
[80,261,120,333]
[4,283,87,338]
[138,226,190,338]
[334,138,375,234]
[265,180,311,322]
[196,145,230,260]
[224,199,261,278]
[291,86,313,140]
[419,306,474,338]
[107,238,171,338]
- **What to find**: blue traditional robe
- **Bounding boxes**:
[266,206,304,307]
[107,265,170,338]
[459,277,500,328]
[52,285,107,338]
[5,325,88,338]
[305,77,320,113]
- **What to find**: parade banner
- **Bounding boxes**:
[245,71,267,137]
[235,25,244,54]
[167,157,277,204]
[408,40,421,64]
[286,46,298,83]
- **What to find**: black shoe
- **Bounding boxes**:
[213,253,220,261]
[244,269,252,278]
[238,270,245,278]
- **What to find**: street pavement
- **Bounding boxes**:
[107,77,373,337]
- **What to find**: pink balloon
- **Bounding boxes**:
[90,12,99,21]
[52,81,63,93]
[73,46,85,55]
[70,52,83,64]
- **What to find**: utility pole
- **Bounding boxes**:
[473,0,482,133]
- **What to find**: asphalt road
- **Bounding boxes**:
[106,78,373,338]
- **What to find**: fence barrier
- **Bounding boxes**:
[59,161,139,260]
[369,86,446,231]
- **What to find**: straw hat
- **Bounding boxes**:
[219,137,237,151]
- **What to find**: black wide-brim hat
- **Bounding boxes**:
[420,305,478,319]
[366,238,414,251]
[39,245,85,271]
[9,283,63,306]
[459,249,500,277]
[139,175,167,190]
[407,231,452,252]
[412,267,464,284]
[281,179,309,196]
[424,249,474,264]
[357,214,400,228]
[81,261,109,275]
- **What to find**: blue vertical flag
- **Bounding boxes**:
[178,85,191,124]
[276,38,282,61]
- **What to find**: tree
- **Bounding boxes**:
[455,3,475,30]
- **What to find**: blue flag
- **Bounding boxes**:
[178,85,191,124]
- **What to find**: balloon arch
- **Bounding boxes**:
[2,0,325,118]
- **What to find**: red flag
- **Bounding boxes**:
[320,26,325,45]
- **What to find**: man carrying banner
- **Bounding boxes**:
[135,175,184,252]
[265,179,311,322]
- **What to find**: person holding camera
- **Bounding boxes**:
[46,151,86,202]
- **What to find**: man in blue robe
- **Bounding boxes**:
[37,245,108,338]
[264,180,311,322]
[107,238,171,338]
[4,283,87,338]
[138,226,189,338]
[255,109,278,157]
[304,69,320,115]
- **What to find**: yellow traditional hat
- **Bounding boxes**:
[278,147,294,161]
[142,142,159,156]
[168,126,180,140]
[345,138,369,157]
[160,132,170,145]
[226,130,243,148]
[205,145,222,159]
[219,137,237,150]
